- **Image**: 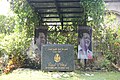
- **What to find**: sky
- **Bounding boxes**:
[0,0,10,16]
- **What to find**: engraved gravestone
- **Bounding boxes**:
[41,44,74,71]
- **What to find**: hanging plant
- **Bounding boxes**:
[80,0,105,26]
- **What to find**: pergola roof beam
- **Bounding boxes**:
[35,6,83,10]
[42,20,81,23]
[39,12,83,14]
[29,0,80,3]
[41,16,82,18]
[27,0,83,27]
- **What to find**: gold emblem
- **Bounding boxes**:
[54,53,61,62]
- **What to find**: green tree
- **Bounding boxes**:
[0,15,15,34]
[0,0,39,72]
[92,12,120,70]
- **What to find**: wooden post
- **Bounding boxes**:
[84,59,87,71]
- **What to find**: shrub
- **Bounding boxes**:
[0,31,31,73]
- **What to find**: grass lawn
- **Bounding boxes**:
[0,68,120,80]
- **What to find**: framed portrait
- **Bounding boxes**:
[34,27,47,50]
[78,26,93,59]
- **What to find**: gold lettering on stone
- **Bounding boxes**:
[48,48,68,51]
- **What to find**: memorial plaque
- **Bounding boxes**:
[41,44,75,71]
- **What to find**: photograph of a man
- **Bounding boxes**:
[35,32,46,51]
[78,27,93,59]
[27,29,46,63]
[33,31,46,63]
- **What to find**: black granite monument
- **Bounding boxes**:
[41,44,74,71]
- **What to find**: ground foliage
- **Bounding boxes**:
[0,68,120,80]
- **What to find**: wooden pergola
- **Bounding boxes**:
[27,0,84,32]
[26,0,119,32]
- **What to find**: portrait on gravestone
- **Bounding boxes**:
[78,26,93,59]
